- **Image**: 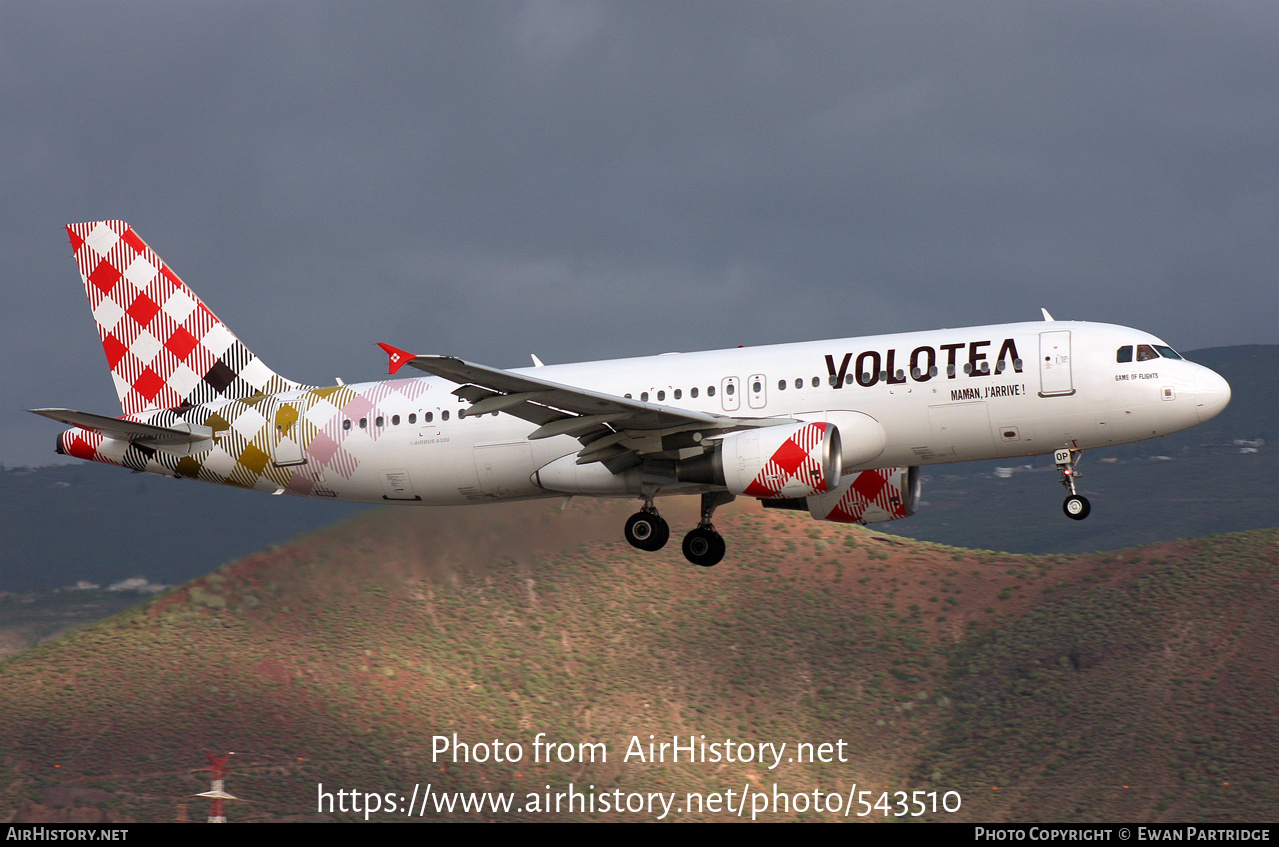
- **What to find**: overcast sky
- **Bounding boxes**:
[3,1,1276,465]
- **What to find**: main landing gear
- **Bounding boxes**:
[624,505,669,552]
[1055,447,1091,521]
[682,491,734,568]
[623,492,734,567]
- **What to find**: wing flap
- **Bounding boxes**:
[397,353,725,430]
[378,345,799,469]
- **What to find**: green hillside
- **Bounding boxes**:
[1,499,1274,822]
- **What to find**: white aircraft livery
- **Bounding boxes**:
[34,221,1232,566]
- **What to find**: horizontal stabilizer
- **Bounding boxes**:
[29,408,213,445]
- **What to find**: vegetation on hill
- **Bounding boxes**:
[0,500,1274,822]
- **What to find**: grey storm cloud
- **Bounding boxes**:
[2,1,1276,465]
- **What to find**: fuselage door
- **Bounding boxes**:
[747,374,767,409]
[929,402,995,457]
[721,376,740,412]
[474,441,536,498]
[1039,331,1074,396]
[272,402,307,466]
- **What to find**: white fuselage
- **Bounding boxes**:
[47,219,1236,565]
[269,320,1228,506]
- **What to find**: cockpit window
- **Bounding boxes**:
[1153,345,1182,360]
[1136,344,1159,362]
[1116,346,1133,363]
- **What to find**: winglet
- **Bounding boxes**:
[378,342,415,375]
[1041,308,1055,322]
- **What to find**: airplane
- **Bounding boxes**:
[32,221,1232,567]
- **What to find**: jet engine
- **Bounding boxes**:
[764,466,921,524]
[678,421,842,498]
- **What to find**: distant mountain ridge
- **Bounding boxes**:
[0,463,366,593]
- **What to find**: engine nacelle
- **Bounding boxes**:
[534,453,646,496]
[800,466,920,524]
[681,421,842,499]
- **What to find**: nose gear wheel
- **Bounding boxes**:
[1055,447,1091,521]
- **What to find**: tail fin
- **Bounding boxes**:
[66,221,298,415]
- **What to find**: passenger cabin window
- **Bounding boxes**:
[674,389,682,400]
[442,410,450,421]
[425,412,433,422]
[708,385,716,397]
[778,379,786,390]
[1137,344,1159,362]
[657,390,665,401]
[691,387,699,398]
[640,392,649,402]
[343,420,351,431]
[811,376,819,388]
[726,383,735,395]
[409,413,416,424]
[1117,346,1133,363]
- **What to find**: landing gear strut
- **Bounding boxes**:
[1055,447,1091,521]
[624,503,669,551]
[682,492,734,567]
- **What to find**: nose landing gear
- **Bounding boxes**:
[1055,447,1091,521]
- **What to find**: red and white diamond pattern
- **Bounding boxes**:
[67,221,291,415]
[818,468,911,524]
[743,421,834,498]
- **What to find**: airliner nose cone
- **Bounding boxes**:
[1196,368,1231,423]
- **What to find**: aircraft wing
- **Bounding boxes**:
[29,408,213,445]
[379,344,790,471]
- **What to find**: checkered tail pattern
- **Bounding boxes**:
[66,220,299,416]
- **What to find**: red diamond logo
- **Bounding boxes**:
[87,260,121,295]
[102,333,129,369]
[126,293,161,328]
[165,325,200,361]
[133,367,166,402]
[852,470,887,502]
